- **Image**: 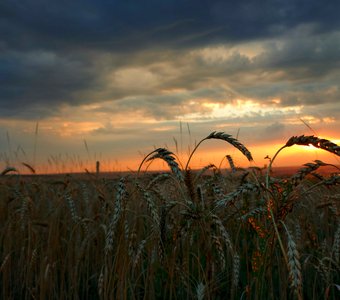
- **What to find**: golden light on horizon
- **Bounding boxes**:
[0,104,339,174]
[2,129,338,175]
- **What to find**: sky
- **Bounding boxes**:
[0,0,340,173]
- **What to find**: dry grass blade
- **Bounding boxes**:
[206,131,253,161]
[285,135,340,156]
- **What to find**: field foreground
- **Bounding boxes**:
[1,133,340,299]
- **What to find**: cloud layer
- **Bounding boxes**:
[1,0,339,170]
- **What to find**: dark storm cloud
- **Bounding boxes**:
[252,30,340,76]
[0,49,102,118]
[2,0,340,51]
[1,0,340,119]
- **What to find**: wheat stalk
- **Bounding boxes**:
[185,131,253,171]
[211,182,224,201]
[133,239,146,269]
[290,160,324,186]
[286,135,340,156]
[226,155,237,173]
[0,253,10,272]
[136,183,160,230]
[79,182,90,209]
[215,182,259,207]
[139,148,184,181]
[290,160,339,186]
[266,136,340,189]
[194,163,216,183]
[211,214,233,251]
[185,168,197,203]
[64,190,79,223]
[1,166,18,176]
[206,132,253,161]
[233,253,240,287]
[146,173,171,190]
[30,248,38,269]
[22,162,36,174]
[240,207,266,221]
[196,282,205,300]
[105,178,127,254]
[20,195,30,230]
[211,235,226,269]
[98,267,104,298]
[128,230,137,257]
[333,223,340,264]
[281,221,303,300]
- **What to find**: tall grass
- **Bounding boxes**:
[0,132,339,299]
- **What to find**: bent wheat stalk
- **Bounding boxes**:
[185,131,253,171]
[266,135,340,189]
[1,166,18,176]
[138,148,183,181]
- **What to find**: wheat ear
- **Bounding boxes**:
[290,160,325,186]
[281,221,303,300]
[226,155,237,173]
[1,166,18,176]
[22,162,36,174]
[196,282,205,300]
[285,135,340,156]
[138,148,183,181]
[136,183,160,229]
[267,136,340,188]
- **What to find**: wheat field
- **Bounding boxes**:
[1,132,339,299]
